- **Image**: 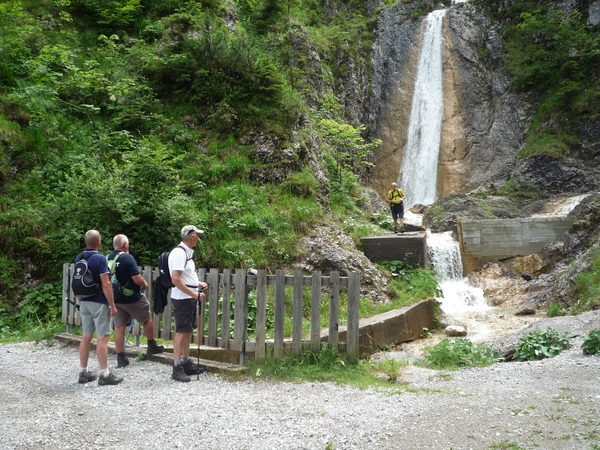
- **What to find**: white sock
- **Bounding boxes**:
[80,367,88,373]
[99,368,110,377]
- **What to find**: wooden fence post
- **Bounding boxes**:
[311,271,322,351]
[346,272,360,358]
[255,270,267,362]
[273,270,285,357]
[207,268,219,347]
[292,269,304,356]
[328,271,340,351]
[233,269,247,364]
[221,269,232,349]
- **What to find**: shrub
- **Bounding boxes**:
[581,329,600,356]
[423,338,502,370]
[513,328,570,361]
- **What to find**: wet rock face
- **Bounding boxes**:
[511,154,600,194]
[440,4,530,195]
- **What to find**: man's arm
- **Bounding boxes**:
[172,270,205,302]
[131,274,148,290]
[100,273,117,317]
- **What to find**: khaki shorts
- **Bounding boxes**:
[80,301,111,336]
[114,296,152,328]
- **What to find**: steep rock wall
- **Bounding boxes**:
[442,4,529,194]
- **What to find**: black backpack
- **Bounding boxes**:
[71,252,99,297]
[157,245,189,289]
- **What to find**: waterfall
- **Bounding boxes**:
[426,231,488,314]
[399,9,446,208]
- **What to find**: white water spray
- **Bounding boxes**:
[399,9,446,207]
[426,231,488,315]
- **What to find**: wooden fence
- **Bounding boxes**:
[62,265,361,362]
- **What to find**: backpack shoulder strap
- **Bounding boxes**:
[175,245,192,266]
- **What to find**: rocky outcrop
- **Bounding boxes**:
[440,3,529,196]
[296,222,391,303]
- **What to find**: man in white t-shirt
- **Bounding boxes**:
[169,225,208,382]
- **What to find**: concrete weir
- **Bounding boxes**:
[360,231,429,268]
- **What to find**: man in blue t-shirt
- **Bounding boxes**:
[75,230,123,386]
[107,234,164,368]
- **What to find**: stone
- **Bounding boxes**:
[515,308,536,316]
[445,325,467,337]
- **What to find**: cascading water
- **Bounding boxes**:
[426,231,488,315]
[399,9,446,208]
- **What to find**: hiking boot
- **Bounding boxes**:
[146,341,165,356]
[182,359,206,376]
[400,226,405,233]
[116,354,129,368]
[98,372,124,386]
[172,365,190,383]
[394,227,398,234]
[78,371,97,384]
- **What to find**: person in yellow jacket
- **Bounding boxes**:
[386,182,406,233]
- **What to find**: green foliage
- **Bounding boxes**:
[318,119,379,183]
[573,247,600,313]
[371,261,440,313]
[504,6,600,152]
[546,302,565,318]
[369,356,409,381]
[423,338,502,370]
[247,344,376,385]
[0,282,62,342]
[513,328,570,361]
[581,329,600,356]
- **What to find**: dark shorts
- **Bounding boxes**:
[391,203,404,220]
[114,295,152,328]
[173,298,197,333]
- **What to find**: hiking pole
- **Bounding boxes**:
[124,318,135,349]
[197,288,204,380]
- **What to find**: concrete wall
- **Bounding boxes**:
[458,217,575,273]
[360,232,429,268]
[337,299,435,353]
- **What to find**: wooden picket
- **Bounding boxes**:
[62,265,360,362]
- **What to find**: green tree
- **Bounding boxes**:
[318,119,380,183]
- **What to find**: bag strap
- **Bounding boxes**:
[175,245,192,266]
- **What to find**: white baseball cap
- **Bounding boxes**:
[181,225,204,237]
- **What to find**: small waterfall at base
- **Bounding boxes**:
[426,231,488,315]
[425,231,504,343]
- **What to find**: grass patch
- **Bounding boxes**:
[236,345,422,391]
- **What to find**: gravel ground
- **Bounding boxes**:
[1,331,600,450]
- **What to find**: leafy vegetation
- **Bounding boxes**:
[581,329,600,356]
[513,328,570,361]
[422,338,503,370]
[0,0,384,335]
[489,1,600,158]
[573,247,600,313]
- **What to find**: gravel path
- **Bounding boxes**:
[1,333,600,450]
